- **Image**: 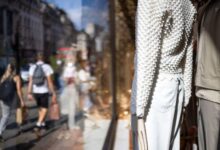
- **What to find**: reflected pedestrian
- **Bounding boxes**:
[78,60,92,113]
[27,52,57,131]
[60,59,79,131]
[56,59,65,93]
[0,63,25,142]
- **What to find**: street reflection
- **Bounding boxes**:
[0,0,111,150]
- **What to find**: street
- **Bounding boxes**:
[0,84,112,150]
[0,96,68,150]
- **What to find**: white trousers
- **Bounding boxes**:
[132,73,185,150]
[60,84,79,129]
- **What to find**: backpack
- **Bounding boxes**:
[32,64,45,86]
[0,78,16,101]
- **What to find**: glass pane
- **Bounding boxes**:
[0,1,112,150]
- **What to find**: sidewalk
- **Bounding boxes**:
[83,119,110,150]
[0,85,67,150]
[30,119,131,150]
[0,85,112,150]
[31,126,83,150]
[30,119,111,150]
[114,120,130,150]
[1,113,67,150]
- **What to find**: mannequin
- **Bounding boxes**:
[196,0,220,149]
[131,0,196,150]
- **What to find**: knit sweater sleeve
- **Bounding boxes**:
[183,0,196,107]
[183,38,193,107]
[131,0,165,117]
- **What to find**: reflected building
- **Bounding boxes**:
[77,31,89,60]
[82,0,108,31]
[81,0,109,60]
[19,0,44,57]
[79,0,137,118]
[0,0,43,71]
[0,0,77,65]
[41,2,77,57]
[80,0,112,114]
[0,0,44,54]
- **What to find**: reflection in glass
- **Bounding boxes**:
[0,0,112,150]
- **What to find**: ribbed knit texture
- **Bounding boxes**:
[131,0,196,117]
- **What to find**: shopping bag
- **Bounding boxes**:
[49,102,60,120]
[16,107,28,125]
[16,108,22,125]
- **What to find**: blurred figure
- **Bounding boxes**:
[56,59,65,93]
[49,53,63,91]
[28,52,57,131]
[60,58,79,130]
[20,61,31,84]
[0,63,25,142]
[78,60,93,113]
[78,60,100,128]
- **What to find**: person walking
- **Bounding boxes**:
[28,52,57,130]
[0,63,25,141]
[130,0,196,150]
[196,0,220,149]
[78,60,92,113]
[60,59,79,130]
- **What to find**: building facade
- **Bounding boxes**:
[19,0,44,57]
[0,0,44,71]
[0,0,77,67]
[41,2,77,57]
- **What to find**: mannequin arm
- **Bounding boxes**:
[131,0,166,117]
[183,38,193,107]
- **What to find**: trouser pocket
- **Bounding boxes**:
[152,76,183,113]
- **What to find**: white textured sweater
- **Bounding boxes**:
[131,0,196,117]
